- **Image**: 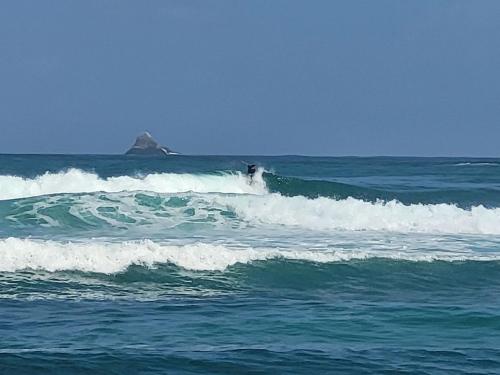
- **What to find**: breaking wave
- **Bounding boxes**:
[0,168,266,200]
[1,169,500,235]
[216,194,500,234]
[453,162,500,166]
[3,191,500,235]
[1,237,499,273]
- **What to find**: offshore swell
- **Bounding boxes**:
[1,155,500,374]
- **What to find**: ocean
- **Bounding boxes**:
[1,154,500,374]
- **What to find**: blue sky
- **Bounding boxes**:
[0,0,499,155]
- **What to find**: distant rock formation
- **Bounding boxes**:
[125,132,175,156]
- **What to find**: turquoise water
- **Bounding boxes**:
[1,155,500,374]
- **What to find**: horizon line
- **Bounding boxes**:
[1,153,500,159]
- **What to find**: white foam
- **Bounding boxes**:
[3,169,500,236]
[0,238,331,273]
[0,237,498,273]
[5,189,500,235]
[213,194,500,235]
[0,169,266,201]
[454,162,499,166]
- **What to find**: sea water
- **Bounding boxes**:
[1,155,500,374]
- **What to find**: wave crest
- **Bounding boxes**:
[0,169,266,201]
[0,238,337,273]
[1,238,499,273]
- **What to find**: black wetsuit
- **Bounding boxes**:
[247,164,256,178]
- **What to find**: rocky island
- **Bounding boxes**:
[125,132,176,156]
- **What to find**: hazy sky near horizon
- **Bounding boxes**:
[0,0,499,156]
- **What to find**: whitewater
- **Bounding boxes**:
[1,168,500,237]
[0,168,267,199]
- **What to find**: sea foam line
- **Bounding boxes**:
[0,238,499,273]
[454,162,499,166]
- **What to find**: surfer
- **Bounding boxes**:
[247,164,257,181]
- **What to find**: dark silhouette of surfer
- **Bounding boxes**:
[247,164,257,180]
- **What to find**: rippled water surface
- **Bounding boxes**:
[1,155,500,374]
